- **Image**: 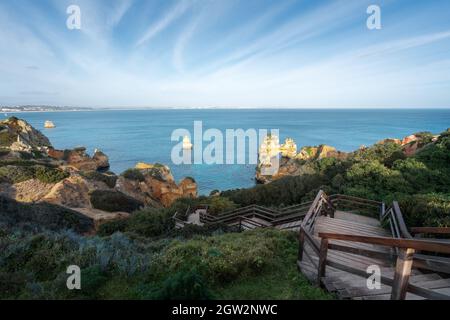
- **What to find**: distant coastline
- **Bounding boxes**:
[1,106,93,113]
[2,105,450,113]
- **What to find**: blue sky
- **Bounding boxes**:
[1,0,450,108]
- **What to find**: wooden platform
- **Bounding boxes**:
[298,211,450,300]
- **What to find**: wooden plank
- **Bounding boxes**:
[325,258,450,300]
[413,257,450,274]
[328,243,394,261]
[317,217,389,235]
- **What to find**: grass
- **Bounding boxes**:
[156,229,333,300]
[212,230,333,300]
[215,268,332,300]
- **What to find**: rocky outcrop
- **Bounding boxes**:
[402,135,418,145]
[46,146,110,171]
[256,139,349,183]
[0,179,55,203]
[296,145,342,161]
[0,117,51,151]
[93,150,110,169]
[42,175,93,208]
[256,156,316,184]
[117,164,198,207]
[376,138,402,145]
[179,177,198,198]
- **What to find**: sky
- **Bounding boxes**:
[0,0,450,108]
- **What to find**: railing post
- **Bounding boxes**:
[317,238,329,286]
[391,247,415,300]
[380,202,386,220]
[298,227,305,261]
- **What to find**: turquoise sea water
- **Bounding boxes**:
[8,109,450,195]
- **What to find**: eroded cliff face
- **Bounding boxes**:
[0,117,198,231]
[116,165,198,208]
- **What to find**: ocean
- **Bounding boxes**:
[8,109,450,195]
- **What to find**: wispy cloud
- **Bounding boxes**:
[136,0,192,47]
[356,30,450,59]
[107,0,134,28]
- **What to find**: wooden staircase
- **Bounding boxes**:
[297,191,450,300]
[173,190,450,299]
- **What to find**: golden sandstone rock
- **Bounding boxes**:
[280,138,297,158]
[135,162,154,169]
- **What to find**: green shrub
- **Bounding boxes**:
[97,219,128,236]
[159,229,287,284]
[0,271,28,299]
[34,166,69,183]
[398,193,450,227]
[126,208,174,237]
[121,168,145,182]
[90,190,143,213]
[204,196,237,215]
[0,165,36,183]
[77,266,109,299]
[0,131,16,147]
[172,223,238,239]
[151,268,213,300]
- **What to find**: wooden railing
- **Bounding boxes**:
[381,201,413,239]
[317,232,450,300]
[198,201,311,228]
[298,191,335,269]
[411,227,450,236]
[329,194,384,218]
[238,216,269,230]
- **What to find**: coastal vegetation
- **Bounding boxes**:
[223,129,450,227]
[0,164,69,184]
[0,205,330,300]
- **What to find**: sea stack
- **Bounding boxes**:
[182,135,193,149]
[44,120,55,128]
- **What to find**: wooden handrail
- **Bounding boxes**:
[318,232,450,254]
[318,232,450,300]
[329,194,383,206]
[411,227,450,235]
[393,202,413,239]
